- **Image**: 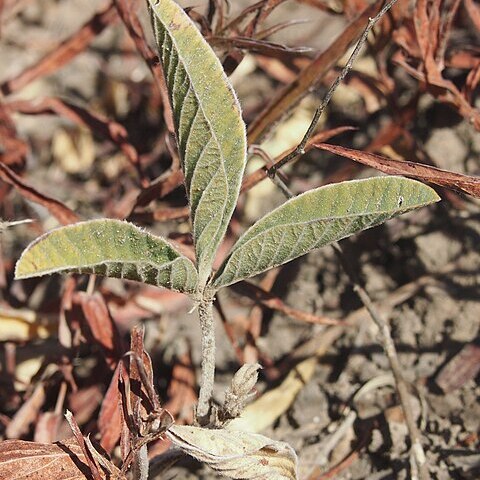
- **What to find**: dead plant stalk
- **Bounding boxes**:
[264,0,431,477]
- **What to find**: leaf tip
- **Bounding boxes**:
[14,249,35,280]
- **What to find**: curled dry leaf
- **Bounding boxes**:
[76,291,124,369]
[167,424,298,479]
[98,366,123,453]
[315,143,480,198]
[0,437,106,480]
[0,162,79,225]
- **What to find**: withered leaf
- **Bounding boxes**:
[167,424,298,479]
[98,366,122,453]
[0,438,105,480]
[315,143,480,198]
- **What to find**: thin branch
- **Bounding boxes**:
[267,0,399,177]
[333,242,430,480]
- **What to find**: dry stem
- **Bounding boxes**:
[268,0,399,177]
[334,244,429,480]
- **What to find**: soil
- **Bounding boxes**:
[0,1,479,479]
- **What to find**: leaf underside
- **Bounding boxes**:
[213,176,440,288]
[167,424,298,480]
[148,0,247,286]
[15,219,198,294]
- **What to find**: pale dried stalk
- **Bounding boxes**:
[268,0,400,176]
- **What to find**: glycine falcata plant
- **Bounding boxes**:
[15,0,439,462]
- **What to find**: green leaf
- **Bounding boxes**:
[212,177,440,288]
[148,0,247,286]
[15,219,198,294]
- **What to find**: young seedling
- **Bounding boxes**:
[15,0,439,435]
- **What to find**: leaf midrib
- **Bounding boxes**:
[228,199,432,256]
[161,19,231,212]
[159,14,232,266]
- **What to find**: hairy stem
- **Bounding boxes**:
[197,299,216,424]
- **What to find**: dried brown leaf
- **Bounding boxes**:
[163,348,197,423]
[113,0,175,134]
[436,343,480,393]
[210,36,312,60]
[465,0,480,31]
[33,412,63,444]
[0,437,102,480]
[315,143,480,198]
[6,383,45,439]
[0,3,117,96]
[98,367,123,453]
[6,98,140,172]
[232,281,342,326]
[65,411,103,480]
[0,162,79,225]
[167,424,298,479]
[76,292,124,369]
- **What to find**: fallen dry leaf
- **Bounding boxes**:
[0,437,103,480]
[0,162,79,225]
[6,383,46,439]
[76,292,124,369]
[436,343,480,393]
[167,424,298,479]
[315,143,480,198]
[0,307,56,342]
[98,366,123,453]
[0,3,117,96]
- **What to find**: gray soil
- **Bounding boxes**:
[1,1,479,479]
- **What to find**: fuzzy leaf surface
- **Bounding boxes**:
[148,0,247,286]
[213,177,440,288]
[15,219,198,294]
[167,424,298,479]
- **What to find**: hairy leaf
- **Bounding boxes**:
[148,0,247,286]
[213,177,440,288]
[167,424,298,479]
[15,219,198,294]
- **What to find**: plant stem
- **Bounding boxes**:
[132,444,149,480]
[196,299,216,424]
